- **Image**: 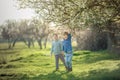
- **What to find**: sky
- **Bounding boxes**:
[0,0,35,24]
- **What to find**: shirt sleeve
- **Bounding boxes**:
[62,41,64,51]
[60,41,63,51]
[67,34,71,40]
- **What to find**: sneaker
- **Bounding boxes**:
[69,68,72,71]
[67,67,72,72]
[65,66,68,71]
[56,68,59,71]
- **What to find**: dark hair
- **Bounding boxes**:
[64,32,68,36]
[53,33,58,36]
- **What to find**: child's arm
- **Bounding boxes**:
[67,33,71,40]
[60,41,64,56]
[66,29,72,40]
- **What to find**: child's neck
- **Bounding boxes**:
[55,39,58,41]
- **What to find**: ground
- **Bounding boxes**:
[0,42,120,80]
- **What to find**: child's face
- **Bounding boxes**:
[63,34,68,40]
[54,35,58,40]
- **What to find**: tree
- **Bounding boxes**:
[32,19,49,49]
[17,0,120,53]
[1,20,19,49]
[0,18,50,49]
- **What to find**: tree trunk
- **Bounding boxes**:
[8,39,12,49]
[43,38,47,49]
[37,39,42,49]
[31,40,34,47]
[12,39,18,47]
[107,21,120,54]
[107,32,120,54]
[28,40,31,48]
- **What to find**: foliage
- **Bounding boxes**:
[17,0,120,29]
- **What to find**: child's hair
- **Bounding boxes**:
[63,32,68,36]
[53,33,58,37]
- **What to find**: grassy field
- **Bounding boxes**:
[0,42,120,80]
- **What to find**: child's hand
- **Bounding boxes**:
[61,51,64,56]
[65,29,71,34]
[68,29,71,34]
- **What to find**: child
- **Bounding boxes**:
[63,31,73,72]
[51,34,67,71]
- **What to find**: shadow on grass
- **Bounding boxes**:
[0,68,120,80]
[19,66,120,80]
[84,54,120,64]
[0,62,120,80]
[0,49,19,54]
[73,51,91,56]
[20,71,80,80]
[10,57,23,62]
[73,51,120,64]
[0,48,10,50]
[83,66,120,80]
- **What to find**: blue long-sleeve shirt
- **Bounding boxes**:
[63,34,72,53]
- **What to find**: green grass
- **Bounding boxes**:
[0,42,120,80]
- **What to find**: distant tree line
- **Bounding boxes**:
[0,19,49,49]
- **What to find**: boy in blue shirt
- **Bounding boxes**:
[63,32,73,72]
[51,34,67,71]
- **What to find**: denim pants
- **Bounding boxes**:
[65,51,73,68]
[55,54,66,69]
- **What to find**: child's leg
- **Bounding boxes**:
[68,54,73,68]
[59,54,66,67]
[55,55,59,69]
[65,53,72,71]
[65,55,69,68]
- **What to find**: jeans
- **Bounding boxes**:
[65,51,73,68]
